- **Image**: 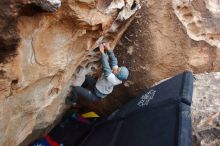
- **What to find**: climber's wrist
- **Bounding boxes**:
[108,49,113,52]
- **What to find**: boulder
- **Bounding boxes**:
[0,0,140,145]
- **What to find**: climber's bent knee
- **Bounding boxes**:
[73,86,100,102]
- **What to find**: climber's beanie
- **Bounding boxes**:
[115,66,129,81]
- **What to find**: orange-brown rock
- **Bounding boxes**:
[0,0,140,145]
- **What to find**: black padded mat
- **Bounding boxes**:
[80,71,193,146]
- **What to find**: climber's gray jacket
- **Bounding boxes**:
[95,50,122,98]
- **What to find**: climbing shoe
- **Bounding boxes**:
[65,86,78,106]
[65,97,77,106]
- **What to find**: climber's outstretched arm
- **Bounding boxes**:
[108,50,118,69]
[100,44,112,77]
[104,43,118,68]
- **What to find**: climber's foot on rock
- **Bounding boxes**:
[65,96,77,107]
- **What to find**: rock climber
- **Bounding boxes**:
[66,42,129,105]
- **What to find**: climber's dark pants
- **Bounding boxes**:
[70,76,100,101]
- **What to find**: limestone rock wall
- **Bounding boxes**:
[0,0,140,145]
[173,0,220,48]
